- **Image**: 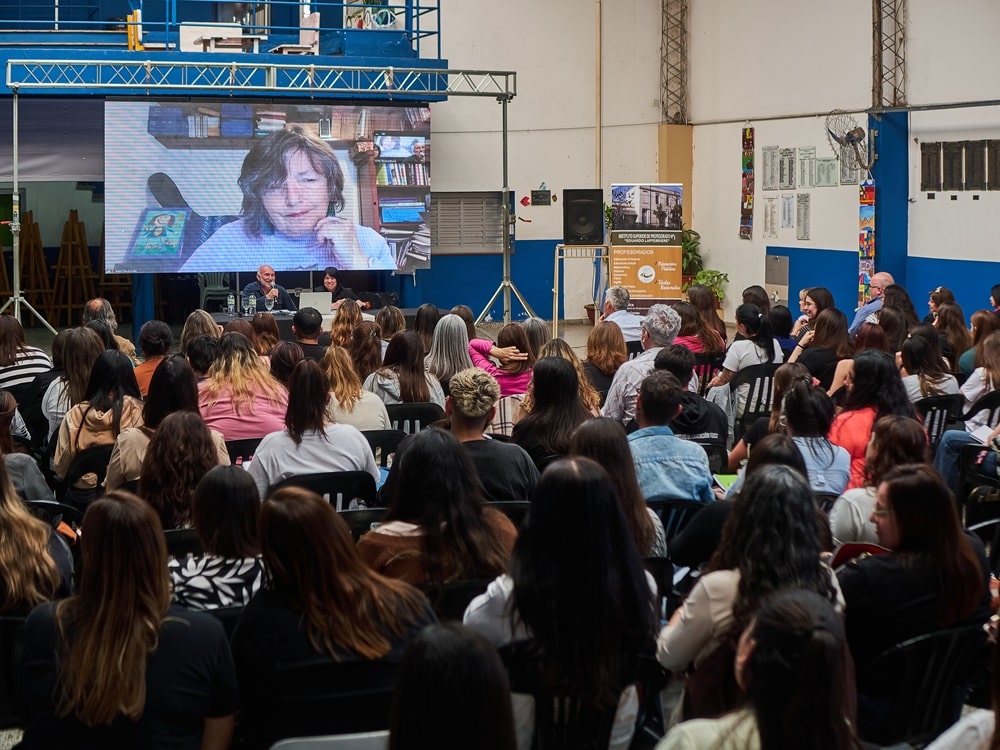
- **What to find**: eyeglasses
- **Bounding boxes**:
[871,505,892,518]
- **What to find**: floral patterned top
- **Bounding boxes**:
[168,554,265,611]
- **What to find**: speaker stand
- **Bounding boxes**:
[475,96,537,327]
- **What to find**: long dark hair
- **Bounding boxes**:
[193,465,261,558]
[74,350,142,453]
[673,301,724,353]
[570,418,655,555]
[511,357,591,457]
[862,416,929,487]
[709,465,837,633]
[735,303,778,363]
[379,331,431,403]
[811,308,853,359]
[880,464,984,625]
[143,354,199,430]
[934,302,972,372]
[688,284,727,342]
[840,350,915,420]
[384,428,510,584]
[260,487,429,659]
[413,303,440,355]
[389,623,516,750]
[510,457,656,709]
[284,360,330,444]
[877,305,910,353]
[882,285,920,328]
[745,589,860,750]
[900,335,951,398]
[0,315,29,366]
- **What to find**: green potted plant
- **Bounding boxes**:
[683,269,730,305]
[681,227,703,278]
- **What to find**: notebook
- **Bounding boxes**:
[298,291,333,312]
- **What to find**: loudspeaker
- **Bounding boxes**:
[562,189,604,245]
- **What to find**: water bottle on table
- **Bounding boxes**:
[227,292,236,316]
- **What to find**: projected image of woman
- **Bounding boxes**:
[181,126,395,272]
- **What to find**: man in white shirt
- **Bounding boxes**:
[601,286,644,343]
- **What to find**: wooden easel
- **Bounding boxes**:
[51,210,96,327]
[17,211,54,326]
[97,224,132,324]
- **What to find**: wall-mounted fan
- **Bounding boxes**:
[825,110,877,171]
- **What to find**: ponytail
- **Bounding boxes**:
[736,303,778,363]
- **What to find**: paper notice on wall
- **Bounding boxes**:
[763,197,778,239]
[762,146,779,191]
[840,145,859,184]
[815,158,838,187]
[798,147,816,188]
[779,148,796,190]
[796,193,811,240]
[780,195,795,229]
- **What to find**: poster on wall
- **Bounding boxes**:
[858,179,876,307]
[740,127,755,240]
[609,183,683,308]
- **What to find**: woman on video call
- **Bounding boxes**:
[180,126,395,272]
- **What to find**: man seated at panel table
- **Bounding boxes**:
[241,264,297,312]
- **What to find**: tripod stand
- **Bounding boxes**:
[0,92,57,335]
[475,96,536,326]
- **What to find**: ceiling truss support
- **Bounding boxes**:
[661,0,688,124]
[872,0,906,108]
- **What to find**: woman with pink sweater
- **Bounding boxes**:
[468,323,535,397]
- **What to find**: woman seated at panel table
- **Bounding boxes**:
[180,126,395,273]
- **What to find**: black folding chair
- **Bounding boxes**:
[0,616,27,729]
[644,497,706,544]
[361,429,407,469]
[420,578,492,622]
[270,471,378,510]
[692,352,725,397]
[385,402,445,435]
[728,363,780,443]
[697,443,728,474]
[163,527,203,558]
[225,437,262,466]
[338,508,388,541]
[914,394,965,449]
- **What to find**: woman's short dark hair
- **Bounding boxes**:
[238,125,346,237]
[193,465,261,558]
[143,354,199,430]
[84,320,119,351]
[744,433,808,478]
[323,266,340,282]
[742,284,771,315]
[781,380,835,437]
[138,320,172,358]
[735,303,777,362]
[389,623,516,750]
[806,287,835,314]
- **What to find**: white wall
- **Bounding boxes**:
[435,0,662,315]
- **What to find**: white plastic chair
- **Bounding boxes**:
[270,730,389,750]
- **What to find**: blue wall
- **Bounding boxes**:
[871,111,909,286]
[765,245,859,316]
[906,257,1000,322]
[396,238,569,321]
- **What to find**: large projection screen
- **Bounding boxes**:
[105,99,431,274]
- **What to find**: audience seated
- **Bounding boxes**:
[570,417,666,557]
[849,272,894,336]
[267,340,303,386]
[602,304,681,425]
[322,345,391,430]
[40,328,104,445]
[656,589,859,749]
[139,411,224,530]
[375,305,406,359]
[390,623,516,750]
[786,307,852,390]
[705,304,782,422]
[185,334,219,381]
[829,350,915,490]
[628,371,714,503]
[653,345,727,447]
[657,466,842,720]
[582,321,629,407]
[169,465,264,611]
[450,304,478,345]
[250,312,280,357]
[829,415,928,546]
[291,307,328,362]
[413,303,441,356]
[464,457,657,750]
[359,428,515,586]
[767,304,796,361]
[81,297,137,363]
[600,286,644,344]
[179,309,222,356]
[672,301,725,355]
[958,309,1000,376]
[366,330,445,408]
[523,338,601,416]
[837,465,990,739]
[247,360,378,499]
[520,317,551,362]
[106,355,228,492]
[327,298,363,349]
[0,392,52,500]
[687,284,727,345]
[19,492,238,749]
[426,314,474,397]
[54,349,144,507]
[0,316,51,409]
[198,332,288,441]
[348,320,384,383]
[791,287,835,343]
[0,455,71,613]
[468,323,535,398]
[378,368,538,506]
[511,357,592,472]
[232,488,435,749]
[899,334,959,403]
[935,302,973,373]
[132,320,172,398]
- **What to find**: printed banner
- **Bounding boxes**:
[740,127,755,239]
[858,180,876,307]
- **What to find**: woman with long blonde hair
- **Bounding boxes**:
[328,298,363,349]
[18,492,238,748]
[0,453,69,614]
[321,345,390,430]
[520,338,601,415]
[199,332,288,440]
[179,309,221,355]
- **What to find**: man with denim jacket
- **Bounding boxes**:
[628,371,715,503]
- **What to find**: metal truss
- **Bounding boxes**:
[5,59,515,101]
[660,0,688,124]
[872,0,906,108]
